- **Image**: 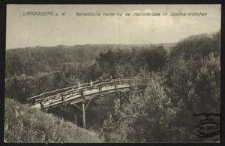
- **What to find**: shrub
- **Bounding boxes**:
[4,98,103,143]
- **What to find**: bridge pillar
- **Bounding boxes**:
[74,112,78,125]
[82,101,86,128]
[71,99,92,129]
[115,91,131,109]
[32,98,35,105]
[117,92,123,109]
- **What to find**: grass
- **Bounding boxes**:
[4,98,103,143]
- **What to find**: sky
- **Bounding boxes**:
[6,4,221,49]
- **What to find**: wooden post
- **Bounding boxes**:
[99,84,102,92]
[79,86,86,128]
[118,92,123,109]
[40,102,44,109]
[32,98,35,105]
[80,89,85,100]
[82,102,86,128]
[114,82,117,89]
[61,94,64,105]
[120,98,123,109]
[74,112,77,125]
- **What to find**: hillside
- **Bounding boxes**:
[4,98,103,143]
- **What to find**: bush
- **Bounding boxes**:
[4,98,103,143]
[100,31,220,143]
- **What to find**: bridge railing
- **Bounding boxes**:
[27,77,137,105]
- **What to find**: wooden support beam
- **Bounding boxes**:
[71,102,86,128]
[71,104,79,125]
[114,91,124,109]
[118,92,123,109]
[61,94,65,106]
[115,91,121,99]
[85,99,92,110]
[32,98,35,105]
[74,112,77,125]
[80,89,85,100]
[73,103,82,111]
[82,102,86,128]
[123,92,131,103]
[129,92,133,101]
[119,97,123,109]
[40,102,44,109]
[80,87,86,128]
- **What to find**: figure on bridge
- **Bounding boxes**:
[90,80,93,86]
[119,73,124,84]
[121,73,124,78]
[109,75,113,81]
[100,76,103,82]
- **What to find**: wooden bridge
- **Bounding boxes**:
[27,77,137,128]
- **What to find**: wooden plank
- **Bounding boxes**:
[31,79,133,109]
[28,78,134,100]
[37,86,129,107]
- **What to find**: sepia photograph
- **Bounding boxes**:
[4,4,221,143]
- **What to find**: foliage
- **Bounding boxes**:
[5,31,220,143]
[96,46,168,77]
[170,32,220,60]
[100,31,220,142]
[102,73,176,142]
[5,44,168,103]
[4,98,103,143]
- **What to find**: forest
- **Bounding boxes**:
[5,31,220,142]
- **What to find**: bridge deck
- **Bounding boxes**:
[28,78,136,110]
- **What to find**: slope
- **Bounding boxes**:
[4,98,103,143]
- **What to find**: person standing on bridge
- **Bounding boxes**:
[100,76,103,82]
[121,73,124,79]
[109,75,113,81]
[90,80,93,86]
